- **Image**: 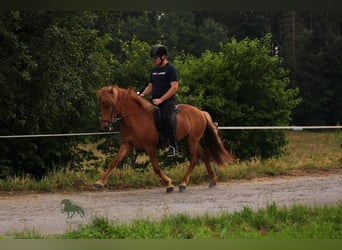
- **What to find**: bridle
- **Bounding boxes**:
[100,107,122,131]
[99,98,155,131]
[100,104,144,131]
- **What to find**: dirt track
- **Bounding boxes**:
[1,171,342,236]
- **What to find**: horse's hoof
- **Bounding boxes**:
[209,181,216,188]
[179,185,187,192]
[166,186,174,193]
[93,183,104,190]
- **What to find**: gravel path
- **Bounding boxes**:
[0,171,341,236]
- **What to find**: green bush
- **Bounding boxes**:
[175,34,301,160]
[0,12,300,179]
[0,12,116,178]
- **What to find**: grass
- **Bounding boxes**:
[1,131,341,239]
[7,203,342,239]
[0,131,341,192]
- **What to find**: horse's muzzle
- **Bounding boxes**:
[99,120,113,131]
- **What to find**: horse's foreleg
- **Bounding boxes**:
[197,144,217,188]
[94,143,132,189]
[147,150,174,193]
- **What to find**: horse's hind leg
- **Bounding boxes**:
[78,210,85,218]
[179,140,199,192]
[197,144,217,188]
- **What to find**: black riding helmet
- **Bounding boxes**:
[150,44,168,58]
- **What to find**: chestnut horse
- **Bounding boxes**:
[94,85,235,193]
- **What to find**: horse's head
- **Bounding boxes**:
[61,199,71,205]
[96,85,156,131]
[96,86,117,131]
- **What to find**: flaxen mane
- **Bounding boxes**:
[97,86,155,113]
[125,88,156,113]
[96,86,117,105]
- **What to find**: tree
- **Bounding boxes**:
[175,34,301,159]
[195,17,229,54]
[112,37,154,89]
[2,10,340,177]
[290,11,342,125]
[0,11,117,178]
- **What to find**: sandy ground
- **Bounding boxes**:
[0,171,342,236]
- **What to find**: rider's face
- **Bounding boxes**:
[152,56,164,65]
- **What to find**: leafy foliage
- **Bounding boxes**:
[1,10,340,177]
[293,28,342,125]
[175,34,301,159]
[0,11,116,178]
[113,37,153,89]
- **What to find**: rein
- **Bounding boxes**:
[101,104,152,129]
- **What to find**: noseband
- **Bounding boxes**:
[100,118,121,129]
[100,108,122,130]
[99,101,146,130]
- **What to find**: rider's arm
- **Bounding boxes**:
[159,81,178,102]
[140,83,152,97]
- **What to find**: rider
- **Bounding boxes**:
[139,44,179,157]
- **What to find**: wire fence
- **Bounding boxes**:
[0,126,341,139]
[217,126,342,130]
[0,131,119,139]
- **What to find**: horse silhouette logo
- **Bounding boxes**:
[61,199,86,219]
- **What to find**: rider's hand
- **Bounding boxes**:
[152,98,163,105]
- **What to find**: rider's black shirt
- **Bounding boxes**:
[150,63,178,99]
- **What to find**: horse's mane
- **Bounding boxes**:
[96,85,156,113]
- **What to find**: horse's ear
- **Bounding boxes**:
[111,86,118,104]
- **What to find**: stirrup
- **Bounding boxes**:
[166,146,179,158]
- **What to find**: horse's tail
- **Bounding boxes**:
[202,111,236,166]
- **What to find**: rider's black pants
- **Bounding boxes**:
[158,97,178,149]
